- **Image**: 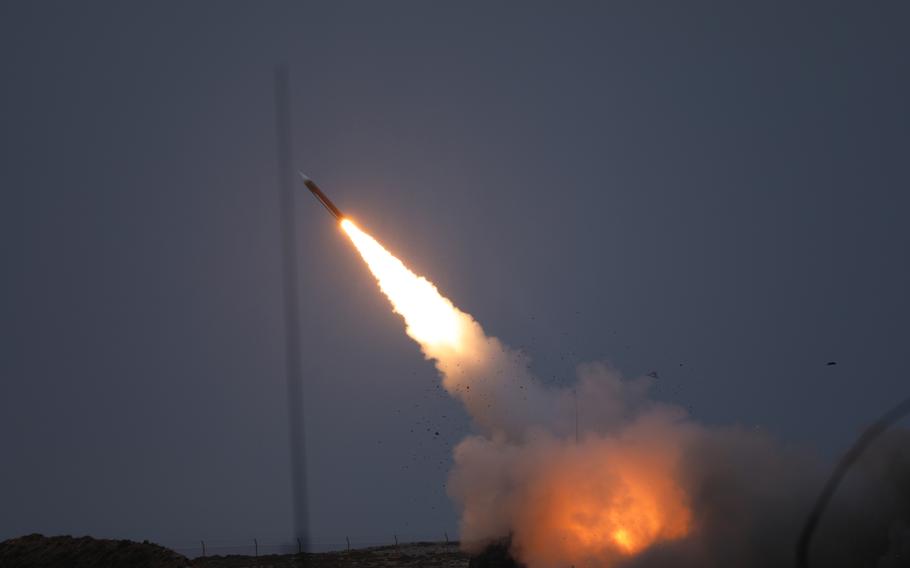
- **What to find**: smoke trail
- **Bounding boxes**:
[341,219,910,568]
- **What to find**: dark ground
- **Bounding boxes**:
[196,542,470,568]
[0,534,190,568]
[0,535,473,568]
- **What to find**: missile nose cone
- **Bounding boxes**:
[299,172,344,221]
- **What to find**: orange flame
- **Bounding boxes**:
[501,436,692,567]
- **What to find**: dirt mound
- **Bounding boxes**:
[0,534,191,568]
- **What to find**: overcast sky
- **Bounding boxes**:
[1,1,908,555]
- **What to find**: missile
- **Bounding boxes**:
[299,171,344,221]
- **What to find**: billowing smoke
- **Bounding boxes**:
[341,220,910,567]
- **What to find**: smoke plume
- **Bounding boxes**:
[341,220,910,567]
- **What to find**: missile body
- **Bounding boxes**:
[299,172,344,220]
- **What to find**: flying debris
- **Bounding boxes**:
[299,171,344,221]
[826,361,838,366]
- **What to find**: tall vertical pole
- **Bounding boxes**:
[574,389,579,444]
[275,65,309,556]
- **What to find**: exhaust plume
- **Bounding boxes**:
[341,219,910,568]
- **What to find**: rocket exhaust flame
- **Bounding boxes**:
[339,218,693,567]
[341,219,465,350]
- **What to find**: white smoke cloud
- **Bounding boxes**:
[440,336,910,568]
[425,319,910,568]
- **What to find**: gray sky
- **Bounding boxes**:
[1,0,908,554]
